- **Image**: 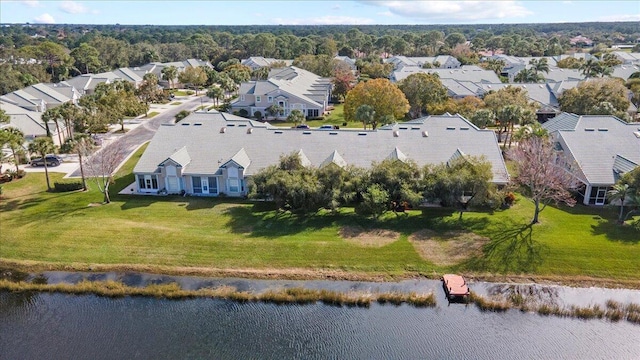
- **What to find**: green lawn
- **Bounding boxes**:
[145,111,159,118]
[1,146,638,284]
[275,104,364,129]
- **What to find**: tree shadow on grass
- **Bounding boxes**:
[223,204,349,238]
[590,217,639,243]
[463,223,548,273]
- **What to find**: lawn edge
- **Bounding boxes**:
[2,259,639,290]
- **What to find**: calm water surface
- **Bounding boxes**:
[1,291,639,360]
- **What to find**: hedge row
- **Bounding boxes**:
[53,181,84,192]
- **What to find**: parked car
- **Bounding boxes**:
[30,155,63,167]
[294,124,310,129]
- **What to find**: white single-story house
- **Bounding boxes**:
[543,113,640,205]
[132,110,509,196]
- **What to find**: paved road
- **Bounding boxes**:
[68,96,207,177]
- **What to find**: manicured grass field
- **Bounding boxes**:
[145,111,159,118]
[275,104,364,129]
[1,145,638,284]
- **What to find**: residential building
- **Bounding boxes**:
[543,113,640,205]
[133,111,509,196]
[385,55,461,70]
[391,65,501,83]
[0,100,68,146]
[0,82,80,112]
[231,66,332,119]
[241,57,293,71]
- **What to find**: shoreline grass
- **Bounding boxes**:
[0,279,435,308]
[469,291,640,324]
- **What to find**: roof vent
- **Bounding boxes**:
[460,127,469,130]
[633,131,640,138]
[227,123,235,127]
[329,132,338,135]
[358,132,367,136]
[181,123,190,126]
[584,128,595,131]
[399,126,408,130]
[446,126,455,130]
[247,128,253,134]
[539,84,544,88]
[220,127,226,133]
[422,131,428,137]
[238,124,247,127]
[598,128,608,132]
[302,131,311,135]
[411,127,420,130]
[274,131,283,134]
[393,130,399,137]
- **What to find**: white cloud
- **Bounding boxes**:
[20,0,40,8]
[361,1,533,22]
[59,1,90,14]
[33,13,55,24]
[598,13,640,22]
[273,15,374,25]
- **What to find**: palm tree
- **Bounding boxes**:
[286,109,305,127]
[580,58,600,78]
[161,65,178,89]
[28,137,56,191]
[529,58,550,75]
[69,135,93,191]
[481,58,506,77]
[1,128,25,173]
[355,104,376,130]
[607,184,636,224]
[206,86,224,106]
[266,104,283,120]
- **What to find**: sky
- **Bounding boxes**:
[1,0,639,26]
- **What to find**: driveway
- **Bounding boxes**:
[66,95,208,178]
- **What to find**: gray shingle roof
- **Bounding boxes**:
[550,115,640,185]
[392,65,501,83]
[134,111,509,184]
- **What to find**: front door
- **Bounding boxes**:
[201,177,209,194]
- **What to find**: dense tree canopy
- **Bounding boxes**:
[398,73,448,118]
[559,78,631,120]
[344,79,409,129]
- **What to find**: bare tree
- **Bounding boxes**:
[507,137,577,224]
[82,140,128,203]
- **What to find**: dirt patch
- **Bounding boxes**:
[339,226,400,247]
[409,230,489,266]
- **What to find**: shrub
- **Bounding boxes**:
[238,109,249,117]
[504,192,516,207]
[59,138,76,154]
[6,169,26,179]
[53,180,84,192]
[253,111,263,121]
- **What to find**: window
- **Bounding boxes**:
[308,109,319,117]
[229,178,239,193]
[268,96,273,103]
[138,176,145,189]
[209,177,218,194]
[192,177,202,194]
[256,96,261,102]
[151,176,158,189]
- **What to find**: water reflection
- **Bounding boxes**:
[1,292,639,360]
